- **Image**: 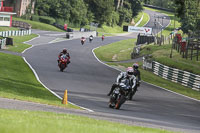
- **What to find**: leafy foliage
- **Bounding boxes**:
[33,0,143,27]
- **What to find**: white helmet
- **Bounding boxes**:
[126,67,134,77]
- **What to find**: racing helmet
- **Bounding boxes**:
[126,67,134,77]
[63,48,67,54]
[133,63,139,70]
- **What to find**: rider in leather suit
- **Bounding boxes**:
[107,67,136,96]
[132,63,141,87]
[58,48,71,65]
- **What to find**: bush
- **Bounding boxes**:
[39,16,55,25]
[55,18,65,26]
[31,15,40,22]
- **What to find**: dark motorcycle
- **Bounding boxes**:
[127,79,140,100]
[58,55,69,72]
[109,83,130,109]
[89,36,93,43]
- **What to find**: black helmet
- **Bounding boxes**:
[133,63,139,69]
[63,48,67,54]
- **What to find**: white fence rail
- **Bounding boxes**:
[0,29,32,49]
[0,29,31,37]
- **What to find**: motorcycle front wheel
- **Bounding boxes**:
[115,95,126,109]
[60,64,65,72]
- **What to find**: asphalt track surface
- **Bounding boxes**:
[21,10,200,133]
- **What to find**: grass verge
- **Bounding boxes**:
[140,44,200,75]
[13,17,64,32]
[0,27,18,31]
[6,34,38,53]
[0,53,79,109]
[0,109,176,133]
[137,12,149,27]
[94,39,136,61]
[97,11,149,37]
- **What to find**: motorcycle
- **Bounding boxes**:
[127,79,140,100]
[89,36,93,43]
[58,55,69,72]
[102,35,104,41]
[81,37,86,45]
[109,83,130,109]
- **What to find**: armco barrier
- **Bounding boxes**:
[143,60,200,91]
[0,29,31,37]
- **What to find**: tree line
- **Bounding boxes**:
[34,0,143,27]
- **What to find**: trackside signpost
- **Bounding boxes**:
[128,26,152,35]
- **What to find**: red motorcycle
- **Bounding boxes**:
[58,55,69,72]
[102,35,105,41]
[81,37,86,45]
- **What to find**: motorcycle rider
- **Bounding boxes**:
[123,63,141,100]
[102,35,105,41]
[58,48,70,65]
[132,63,141,86]
[89,35,93,42]
[107,67,136,96]
[81,37,86,45]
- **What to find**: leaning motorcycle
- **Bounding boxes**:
[109,83,130,109]
[58,55,69,72]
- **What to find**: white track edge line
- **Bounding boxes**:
[23,57,94,112]
[22,57,62,99]
[22,35,94,112]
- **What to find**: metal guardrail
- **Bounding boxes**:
[143,59,200,91]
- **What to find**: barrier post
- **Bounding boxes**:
[62,89,68,104]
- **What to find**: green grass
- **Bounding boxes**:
[13,17,64,32]
[97,11,150,37]
[0,27,18,31]
[133,12,143,24]
[140,44,200,75]
[0,53,78,109]
[97,25,125,37]
[93,38,200,100]
[0,109,176,133]
[6,34,38,53]
[94,39,136,61]
[137,12,150,27]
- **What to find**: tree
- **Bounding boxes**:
[175,0,200,35]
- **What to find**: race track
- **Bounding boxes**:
[23,10,200,133]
